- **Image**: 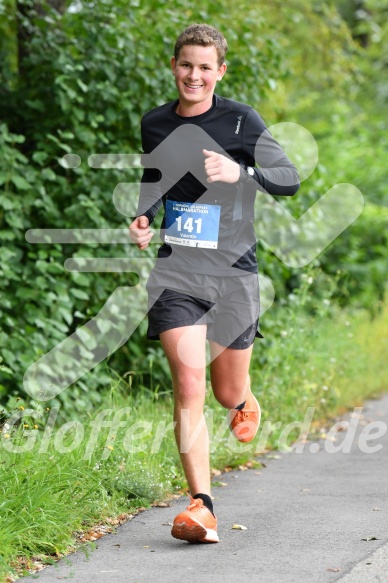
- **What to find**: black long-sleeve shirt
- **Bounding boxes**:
[136,94,299,275]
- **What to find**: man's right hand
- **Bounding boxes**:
[128,215,153,250]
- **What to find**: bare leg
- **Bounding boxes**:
[160,325,211,496]
[209,342,253,409]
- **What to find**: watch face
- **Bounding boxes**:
[248,167,255,176]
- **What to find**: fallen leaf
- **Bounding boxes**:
[211,468,221,477]
[362,536,380,541]
[326,567,341,572]
[351,412,363,419]
[372,507,381,511]
[143,545,149,548]
[213,481,228,487]
[118,513,128,520]
[232,524,247,530]
[154,502,170,507]
[301,489,310,493]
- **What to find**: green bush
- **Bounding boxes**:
[0,0,285,410]
[1,0,386,414]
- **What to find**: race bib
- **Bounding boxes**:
[165,200,221,249]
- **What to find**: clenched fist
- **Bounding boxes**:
[203,149,240,184]
[128,215,153,250]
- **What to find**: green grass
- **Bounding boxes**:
[250,288,388,444]
[1,288,387,581]
[0,394,182,581]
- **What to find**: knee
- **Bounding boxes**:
[173,373,205,406]
[213,387,242,410]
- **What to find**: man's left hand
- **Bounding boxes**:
[203,149,240,184]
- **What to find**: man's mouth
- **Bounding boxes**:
[184,83,204,89]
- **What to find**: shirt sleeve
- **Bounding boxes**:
[135,117,164,224]
[242,108,300,196]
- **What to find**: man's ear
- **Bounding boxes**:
[170,56,176,73]
[217,62,227,80]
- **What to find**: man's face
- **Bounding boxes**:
[171,45,226,113]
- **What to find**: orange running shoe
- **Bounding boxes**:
[228,390,261,443]
[171,495,219,543]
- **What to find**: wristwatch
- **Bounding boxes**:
[240,164,256,183]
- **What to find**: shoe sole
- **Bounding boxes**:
[171,516,219,543]
[229,395,261,443]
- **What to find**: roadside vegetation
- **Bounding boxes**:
[1,282,387,581]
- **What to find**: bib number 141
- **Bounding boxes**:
[164,200,220,248]
[175,216,202,234]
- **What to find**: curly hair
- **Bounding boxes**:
[174,24,228,66]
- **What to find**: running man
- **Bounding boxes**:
[129,23,299,543]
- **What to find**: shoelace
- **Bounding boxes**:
[233,409,254,422]
[186,496,204,512]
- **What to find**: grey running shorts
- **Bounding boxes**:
[146,268,262,349]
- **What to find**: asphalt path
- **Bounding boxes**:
[22,395,388,583]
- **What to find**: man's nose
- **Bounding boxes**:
[188,67,201,79]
